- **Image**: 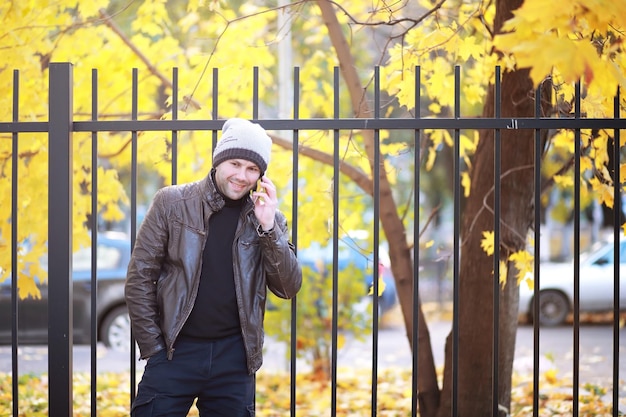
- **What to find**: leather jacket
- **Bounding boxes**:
[125,171,302,374]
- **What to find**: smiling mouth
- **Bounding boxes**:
[231,182,248,192]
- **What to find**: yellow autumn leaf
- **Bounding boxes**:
[580,156,593,174]
[337,333,346,350]
[367,277,387,297]
[544,368,559,385]
[499,260,508,285]
[554,175,574,188]
[425,146,437,171]
[588,177,615,208]
[457,36,486,62]
[461,171,471,198]
[509,250,534,286]
[480,230,495,256]
[460,132,478,155]
[552,130,575,152]
[18,271,41,299]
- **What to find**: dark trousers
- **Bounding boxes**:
[131,334,255,417]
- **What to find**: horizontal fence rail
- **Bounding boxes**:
[2,62,624,417]
[2,117,625,133]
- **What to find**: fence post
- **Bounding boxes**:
[48,62,74,416]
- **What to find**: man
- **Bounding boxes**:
[125,118,302,416]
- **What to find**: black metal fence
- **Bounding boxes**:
[2,62,624,416]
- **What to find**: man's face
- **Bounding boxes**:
[214,158,261,200]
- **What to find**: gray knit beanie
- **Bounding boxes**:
[212,118,272,173]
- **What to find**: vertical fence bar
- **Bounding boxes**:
[251,66,260,409]
[612,88,621,417]
[253,67,259,119]
[370,66,381,417]
[172,68,179,186]
[532,84,542,417]
[492,66,502,417]
[212,68,218,150]
[331,66,340,417]
[11,69,19,417]
[452,65,461,416]
[290,66,300,417]
[5,63,625,417]
[411,65,421,417]
[129,68,139,404]
[573,81,581,417]
[90,68,99,417]
[48,62,74,417]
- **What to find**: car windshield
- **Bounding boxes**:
[580,239,626,266]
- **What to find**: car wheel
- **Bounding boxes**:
[531,290,570,326]
[100,305,132,352]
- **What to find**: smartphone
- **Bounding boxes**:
[252,177,265,204]
[256,178,264,194]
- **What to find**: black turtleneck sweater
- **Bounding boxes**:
[179,195,244,340]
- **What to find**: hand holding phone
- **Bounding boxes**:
[252,176,277,231]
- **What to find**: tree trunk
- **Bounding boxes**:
[436,0,552,413]
[315,1,441,414]
[436,70,537,417]
[316,0,554,415]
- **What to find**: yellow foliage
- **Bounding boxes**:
[509,250,534,287]
[552,130,575,153]
[0,367,618,416]
[480,231,535,287]
[1,0,624,312]
[494,0,626,110]
[588,177,615,208]
[480,230,495,256]
[18,270,41,299]
[553,175,574,188]
[1,1,299,297]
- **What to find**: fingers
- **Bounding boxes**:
[253,176,277,229]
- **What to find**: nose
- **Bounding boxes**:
[233,166,248,181]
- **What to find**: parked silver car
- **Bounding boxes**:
[0,232,131,351]
[519,238,626,326]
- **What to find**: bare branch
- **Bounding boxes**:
[461,163,536,252]
[269,133,373,194]
[327,0,447,40]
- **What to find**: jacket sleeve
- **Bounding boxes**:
[260,211,302,299]
[124,189,169,359]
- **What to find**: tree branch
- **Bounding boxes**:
[326,0,447,40]
[98,9,202,112]
[269,133,372,193]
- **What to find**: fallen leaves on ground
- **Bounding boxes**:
[0,367,623,416]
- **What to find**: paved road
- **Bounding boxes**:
[1,319,624,415]
[1,320,623,396]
